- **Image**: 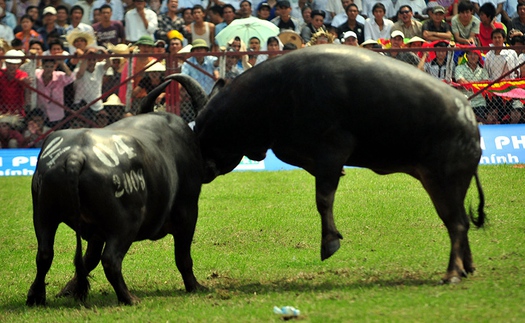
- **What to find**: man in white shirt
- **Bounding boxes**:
[125,0,158,42]
[73,47,111,118]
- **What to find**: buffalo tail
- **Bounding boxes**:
[469,171,486,228]
[66,154,90,302]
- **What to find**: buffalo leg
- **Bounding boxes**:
[315,167,345,261]
[419,171,474,282]
[57,238,104,298]
[26,217,59,306]
[100,237,137,305]
[173,197,205,292]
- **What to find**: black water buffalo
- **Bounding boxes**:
[143,45,486,283]
[26,112,204,306]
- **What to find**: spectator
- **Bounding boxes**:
[65,5,95,53]
[256,2,272,20]
[0,39,9,68]
[336,4,364,43]
[21,39,44,73]
[55,5,71,31]
[91,0,124,22]
[15,14,42,53]
[0,114,24,148]
[333,0,366,27]
[209,5,224,34]
[0,9,12,43]
[25,6,41,29]
[66,29,96,61]
[181,38,217,94]
[422,5,453,41]
[73,46,110,120]
[0,0,17,30]
[360,38,378,48]
[364,3,393,41]
[185,5,214,49]
[301,9,327,43]
[247,35,260,66]
[156,0,187,43]
[0,49,29,117]
[23,109,51,147]
[75,0,96,25]
[306,29,334,45]
[124,0,157,42]
[341,30,358,45]
[44,37,68,56]
[271,0,302,33]
[385,30,420,66]
[132,61,165,104]
[167,35,184,72]
[239,0,253,18]
[471,0,505,22]
[255,35,282,64]
[418,41,455,81]
[451,1,480,45]
[182,7,193,28]
[92,4,125,45]
[154,39,166,53]
[394,0,426,21]
[37,7,65,50]
[299,4,311,27]
[253,0,278,20]
[362,0,395,19]
[215,4,235,35]
[485,28,519,80]
[101,93,125,124]
[390,5,422,39]
[509,2,525,36]
[477,3,504,48]
[35,58,75,127]
[455,49,489,123]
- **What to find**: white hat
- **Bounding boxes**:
[103,94,125,106]
[361,39,378,47]
[4,49,25,64]
[390,30,405,39]
[145,62,166,72]
[43,6,57,15]
[407,36,426,44]
[66,29,96,47]
[342,31,357,40]
[512,100,524,109]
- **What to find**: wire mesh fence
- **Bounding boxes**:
[0,45,524,149]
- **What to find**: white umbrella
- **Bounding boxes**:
[215,17,280,48]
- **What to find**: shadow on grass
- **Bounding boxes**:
[1,271,442,312]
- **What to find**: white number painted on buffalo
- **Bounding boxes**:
[113,168,146,198]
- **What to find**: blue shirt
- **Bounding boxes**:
[181,55,218,94]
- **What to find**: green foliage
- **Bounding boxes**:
[1,166,524,322]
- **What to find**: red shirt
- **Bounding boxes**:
[478,22,504,48]
[0,69,28,117]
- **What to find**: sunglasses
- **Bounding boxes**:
[399,10,411,14]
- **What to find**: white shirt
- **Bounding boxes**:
[364,17,393,40]
[74,62,108,111]
[394,0,427,16]
[125,8,158,42]
[485,48,519,80]
[362,0,395,19]
[0,24,14,42]
[331,13,366,27]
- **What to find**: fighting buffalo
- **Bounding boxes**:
[143,45,486,283]
[26,112,204,306]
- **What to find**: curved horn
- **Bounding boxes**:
[164,74,209,114]
[139,79,172,114]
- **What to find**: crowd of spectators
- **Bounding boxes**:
[0,0,524,149]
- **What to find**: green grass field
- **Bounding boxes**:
[0,166,524,322]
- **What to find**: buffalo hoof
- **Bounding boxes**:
[321,238,341,261]
[119,294,140,306]
[26,289,46,306]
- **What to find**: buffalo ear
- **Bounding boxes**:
[209,79,226,98]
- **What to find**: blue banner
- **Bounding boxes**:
[1,125,524,176]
